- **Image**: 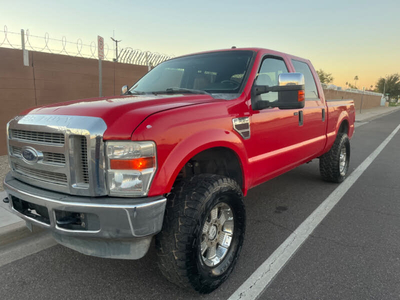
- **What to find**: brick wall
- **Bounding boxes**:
[323,89,382,110]
[0,48,148,155]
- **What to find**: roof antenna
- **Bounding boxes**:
[231,46,236,49]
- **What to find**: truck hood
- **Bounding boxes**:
[24,94,217,140]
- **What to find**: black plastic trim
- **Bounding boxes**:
[299,111,304,126]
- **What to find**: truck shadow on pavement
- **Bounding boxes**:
[0,162,341,300]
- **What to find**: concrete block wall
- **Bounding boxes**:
[0,48,148,155]
[323,89,382,110]
[0,49,36,155]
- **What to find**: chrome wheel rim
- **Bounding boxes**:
[200,202,234,267]
[339,145,347,176]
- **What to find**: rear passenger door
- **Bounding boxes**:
[291,60,326,158]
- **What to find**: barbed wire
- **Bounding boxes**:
[0,25,173,66]
[0,25,21,49]
[118,48,172,66]
[0,25,112,60]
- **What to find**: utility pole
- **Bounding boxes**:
[110,37,122,62]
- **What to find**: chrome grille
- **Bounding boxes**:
[12,146,21,156]
[80,137,89,184]
[14,163,68,186]
[11,146,66,165]
[44,152,66,165]
[10,129,65,145]
[7,115,107,196]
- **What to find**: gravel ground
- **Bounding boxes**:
[0,156,10,191]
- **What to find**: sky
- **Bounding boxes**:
[1,0,399,90]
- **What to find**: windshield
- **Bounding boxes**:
[129,50,254,96]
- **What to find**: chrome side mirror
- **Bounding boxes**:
[278,73,305,86]
[252,73,305,110]
[121,85,128,95]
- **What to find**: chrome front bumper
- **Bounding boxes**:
[3,173,167,259]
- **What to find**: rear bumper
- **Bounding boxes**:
[3,173,167,259]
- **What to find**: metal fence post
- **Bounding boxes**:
[21,29,29,66]
[99,59,102,97]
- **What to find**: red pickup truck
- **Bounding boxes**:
[4,48,355,293]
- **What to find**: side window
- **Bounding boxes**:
[291,60,319,100]
[255,57,288,103]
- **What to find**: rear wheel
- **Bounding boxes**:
[320,133,350,183]
[156,174,245,293]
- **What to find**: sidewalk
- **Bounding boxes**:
[355,105,400,122]
[0,105,399,246]
[0,190,44,246]
[0,190,21,228]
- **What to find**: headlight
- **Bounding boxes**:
[106,141,157,197]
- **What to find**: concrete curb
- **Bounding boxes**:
[0,220,44,247]
[0,191,44,247]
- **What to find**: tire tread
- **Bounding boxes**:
[156,174,244,293]
[320,133,350,183]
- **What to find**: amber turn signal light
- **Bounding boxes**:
[110,157,155,170]
[298,90,305,102]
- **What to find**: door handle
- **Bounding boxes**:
[322,108,325,122]
[299,110,303,126]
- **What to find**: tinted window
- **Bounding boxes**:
[255,57,288,103]
[291,60,319,99]
[130,51,254,95]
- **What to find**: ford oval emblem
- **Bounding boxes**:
[21,147,41,164]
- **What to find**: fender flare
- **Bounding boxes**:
[335,111,350,135]
[324,110,351,153]
[148,129,250,196]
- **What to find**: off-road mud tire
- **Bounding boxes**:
[320,133,350,183]
[156,174,245,293]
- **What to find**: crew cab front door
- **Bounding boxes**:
[246,55,306,187]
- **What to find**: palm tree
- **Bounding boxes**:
[354,76,359,89]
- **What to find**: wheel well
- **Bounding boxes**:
[338,120,349,135]
[174,147,243,188]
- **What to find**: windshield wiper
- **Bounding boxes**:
[127,90,146,95]
[164,88,212,96]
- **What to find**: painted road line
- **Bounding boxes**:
[355,122,368,128]
[229,124,400,300]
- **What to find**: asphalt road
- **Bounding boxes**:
[1,110,399,300]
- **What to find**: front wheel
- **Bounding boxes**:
[156,174,246,293]
[320,133,350,183]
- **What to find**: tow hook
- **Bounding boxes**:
[56,216,82,226]
[3,197,9,204]
[56,213,86,229]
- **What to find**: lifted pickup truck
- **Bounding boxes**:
[3,48,355,293]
